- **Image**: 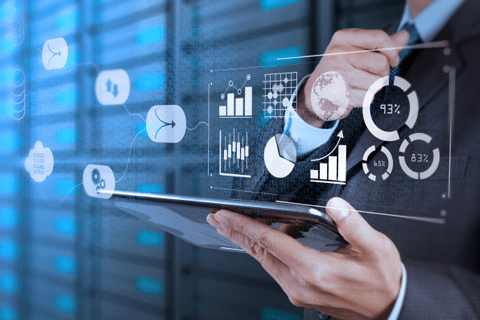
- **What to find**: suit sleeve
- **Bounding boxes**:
[399,260,480,319]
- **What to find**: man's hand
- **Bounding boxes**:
[299,29,410,127]
[207,197,403,320]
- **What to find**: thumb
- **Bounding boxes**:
[390,30,410,67]
[326,197,380,251]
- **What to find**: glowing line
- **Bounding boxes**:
[276,41,450,61]
[115,128,146,184]
[186,122,209,131]
[276,200,446,225]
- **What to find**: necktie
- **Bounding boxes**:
[389,22,421,84]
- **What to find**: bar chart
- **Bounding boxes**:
[310,145,347,185]
[219,75,253,118]
[219,129,251,178]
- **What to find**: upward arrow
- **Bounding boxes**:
[106,79,112,93]
[311,130,344,162]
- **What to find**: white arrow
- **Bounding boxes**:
[311,130,344,162]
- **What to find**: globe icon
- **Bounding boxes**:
[310,71,351,121]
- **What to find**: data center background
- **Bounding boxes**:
[0,0,403,319]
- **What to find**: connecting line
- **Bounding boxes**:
[122,103,146,122]
[70,62,100,74]
[445,66,456,199]
[186,121,209,131]
[276,40,450,61]
[39,182,84,208]
[115,128,146,184]
[276,200,446,225]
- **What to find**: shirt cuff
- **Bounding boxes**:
[283,75,339,157]
[387,263,408,320]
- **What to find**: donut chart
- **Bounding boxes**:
[399,133,440,180]
[362,145,394,181]
[363,76,419,141]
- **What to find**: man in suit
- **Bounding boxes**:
[207,0,480,318]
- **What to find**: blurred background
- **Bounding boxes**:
[0,0,404,319]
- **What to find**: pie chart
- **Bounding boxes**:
[264,134,297,178]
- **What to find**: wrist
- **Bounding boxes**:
[297,83,326,128]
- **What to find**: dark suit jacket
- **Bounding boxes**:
[233,0,480,318]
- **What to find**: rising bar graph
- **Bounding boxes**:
[219,75,253,118]
[219,129,251,178]
[310,145,347,185]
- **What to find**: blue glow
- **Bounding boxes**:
[54,179,77,197]
[55,8,79,31]
[0,37,15,54]
[55,128,79,145]
[135,183,165,194]
[135,72,165,92]
[0,274,19,294]
[0,132,20,152]
[0,101,13,118]
[0,175,20,196]
[0,240,19,260]
[135,25,165,46]
[55,89,80,107]
[0,68,15,86]
[54,256,78,274]
[0,307,18,320]
[260,307,302,320]
[135,276,165,295]
[135,121,148,138]
[259,46,304,68]
[135,230,164,248]
[64,50,80,69]
[0,207,20,228]
[54,217,78,235]
[0,1,18,23]
[259,0,301,11]
[54,294,78,314]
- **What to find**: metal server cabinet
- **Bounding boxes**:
[0,0,405,319]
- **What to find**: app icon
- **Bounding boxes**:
[146,105,186,143]
[42,38,68,70]
[25,141,54,183]
[95,69,130,105]
[83,165,116,199]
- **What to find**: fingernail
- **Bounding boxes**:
[327,197,351,221]
[207,214,219,227]
[214,213,231,227]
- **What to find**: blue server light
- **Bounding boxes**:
[54,217,78,236]
[55,7,80,31]
[259,46,304,68]
[54,128,80,145]
[54,294,78,314]
[0,207,20,229]
[0,132,20,153]
[135,183,165,194]
[54,256,78,274]
[135,25,166,46]
[259,0,302,11]
[0,273,19,294]
[135,230,164,248]
[0,240,20,261]
[0,175,19,196]
[134,72,165,93]
[55,89,81,108]
[54,179,78,197]
[135,276,165,296]
[260,307,302,320]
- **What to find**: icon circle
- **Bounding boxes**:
[362,145,394,181]
[363,76,419,141]
[398,133,440,180]
[264,134,297,178]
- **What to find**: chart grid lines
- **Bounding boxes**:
[263,72,298,118]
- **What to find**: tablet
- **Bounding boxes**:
[102,190,347,253]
